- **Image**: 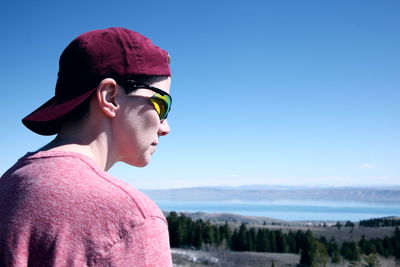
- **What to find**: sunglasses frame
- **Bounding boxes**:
[116,79,172,120]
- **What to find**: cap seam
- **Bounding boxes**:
[120,28,145,74]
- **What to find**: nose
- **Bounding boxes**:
[158,119,170,136]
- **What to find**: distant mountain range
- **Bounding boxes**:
[142,186,400,204]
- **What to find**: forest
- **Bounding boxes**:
[359,217,400,227]
[167,212,400,266]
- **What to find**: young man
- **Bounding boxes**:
[0,28,173,266]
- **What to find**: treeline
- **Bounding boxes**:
[360,217,400,227]
[167,212,400,266]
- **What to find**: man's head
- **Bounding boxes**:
[22,27,171,136]
[89,75,171,167]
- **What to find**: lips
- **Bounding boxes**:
[150,143,158,155]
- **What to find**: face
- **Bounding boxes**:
[112,77,171,167]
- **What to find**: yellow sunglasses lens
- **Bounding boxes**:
[149,93,170,120]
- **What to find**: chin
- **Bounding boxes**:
[124,158,150,168]
[135,161,150,168]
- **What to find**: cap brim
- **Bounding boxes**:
[22,88,96,136]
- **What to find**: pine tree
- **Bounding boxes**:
[256,229,267,252]
[299,230,315,266]
[167,211,179,247]
[230,229,239,251]
[237,223,248,251]
[219,222,232,249]
[270,230,277,252]
[327,237,340,264]
[313,240,329,267]
[340,241,360,262]
[193,220,204,249]
[248,227,257,251]
[202,221,214,245]
[286,231,297,253]
[275,230,284,252]
[393,226,400,260]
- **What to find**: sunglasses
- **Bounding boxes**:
[117,80,172,121]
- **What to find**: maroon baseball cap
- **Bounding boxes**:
[22,27,171,135]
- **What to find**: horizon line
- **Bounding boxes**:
[139,184,400,190]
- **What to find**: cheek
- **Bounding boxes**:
[115,98,160,143]
[134,101,161,130]
[139,112,161,141]
[124,107,160,143]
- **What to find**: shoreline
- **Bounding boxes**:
[164,210,400,226]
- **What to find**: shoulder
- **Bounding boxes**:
[3,150,165,224]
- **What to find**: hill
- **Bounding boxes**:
[144,186,400,204]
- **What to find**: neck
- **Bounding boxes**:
[39,126,115,171]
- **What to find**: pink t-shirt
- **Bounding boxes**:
[0,151,172,267]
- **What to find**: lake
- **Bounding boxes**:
[154,199,400,221]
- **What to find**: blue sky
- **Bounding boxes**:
[1,0,399,189]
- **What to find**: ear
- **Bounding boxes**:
[96,78,119,118]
